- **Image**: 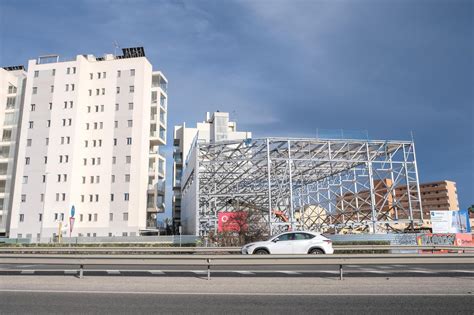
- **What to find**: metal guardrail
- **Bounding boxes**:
[0,245,472,253]
[1,252,473,280]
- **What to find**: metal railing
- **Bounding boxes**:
[0,252,472,280]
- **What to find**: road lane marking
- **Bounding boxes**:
[20,270,35,275]
[278,271,301,275]
[235,271,254,275]
[358,269,389,274]
[149,270,165,275]
[192,271,207,275]
[106,270,121,275]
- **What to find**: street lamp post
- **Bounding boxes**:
[38,172,49,243]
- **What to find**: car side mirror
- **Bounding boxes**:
[272,238,279,243]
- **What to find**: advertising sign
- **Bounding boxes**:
[217,211,247,232]
[430,210,471,233]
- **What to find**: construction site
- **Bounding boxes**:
[180,137,424,236]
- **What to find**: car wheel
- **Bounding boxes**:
[254,249,269,255]
[309,248,324,255]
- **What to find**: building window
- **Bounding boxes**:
[97,72,101,79]
[102,88,105,95]
[81,195,84,202]
[96,89,99,96]
[111,175,115,183]
[115,103,119,111]
[27,139,32,147]
[66,67,70,74]
[39,213,43,221]
[102,72,106,78]
[34,70,39,77]
[88,213,92,221]
[127,120,133,127]
[130,69,135,76]
[129,86,134,93]
[42,175,46,183]
[25,157,30,165]
[113,139,117,146]
[89,89,92,96]
[47,120,51,127]
[125,174,130,182]
[112,156,116,164]
[126,137,132,145]
[90,73,93,80]
[116,87,120,94]
[49,102,53,110]
[110,194,114,202]
[73,67,76,74]
[65,84,69,91]
[123,212,128,221]
[109,213,113,221]
[44,156,47,164]
[71,84,75,91]
[22,176,28,184]
[124,193,129,201]
[100,105,104,112]
[126,156,131,164]
[30,104,36,111]
[94,213,98,221]
[32,87,37,94]
[117,70,121,77]
[29,121,34,129]
[21,194,26,202]
[82,176,86,184]
[114,121,118,128]
[19,214,24,222]
[50,85,54,93]
[45,138,49,145]
[52,69,56,76]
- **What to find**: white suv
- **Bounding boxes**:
[241,231,334,255]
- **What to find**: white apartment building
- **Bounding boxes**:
[0,66,26,236]
[8,47,167,240]
[172,112,251,231]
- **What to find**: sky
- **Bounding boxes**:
[0,0,472,218]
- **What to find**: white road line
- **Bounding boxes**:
[149,270,165,275]
[192,270,207,275]
[278,271,301,275]
[20,270,35,275]
[235,271,254,275]
[106,270,121,275]
[392,265,408,268]
[64,270,77,275]
[0,289,470,297]
[358,269,389,274]
[451,270,474,273]
[408,268,436,274]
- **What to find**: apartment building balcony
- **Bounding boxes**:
[149,130,166,146]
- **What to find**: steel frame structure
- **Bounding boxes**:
[193,137,423,236]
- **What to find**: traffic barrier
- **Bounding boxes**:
[0,252,473,280]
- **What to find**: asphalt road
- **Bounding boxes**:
[1,292,473,315]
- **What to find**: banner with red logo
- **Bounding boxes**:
[218,211,247,232]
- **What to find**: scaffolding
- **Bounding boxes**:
[188,137,423,236]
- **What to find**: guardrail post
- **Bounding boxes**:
[79,264,84,279]
[207,258,211,280]
[339,264,343,281]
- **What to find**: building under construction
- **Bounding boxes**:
[180,137,423,236]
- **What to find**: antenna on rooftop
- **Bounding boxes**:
[113,41,120,56]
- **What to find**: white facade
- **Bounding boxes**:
[173,112,251,233]
[0,67,26,236]
[8,48,167,240]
